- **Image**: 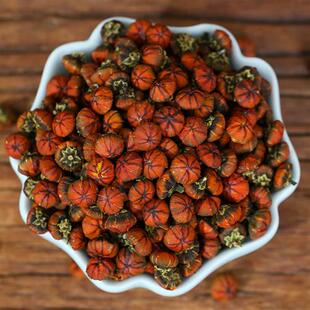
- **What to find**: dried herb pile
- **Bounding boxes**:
[5,19,294,290]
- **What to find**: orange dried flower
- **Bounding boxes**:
[32,180,59,209]
[115,152,143,183]
[153,106,185,137]
[95,134,124,158]
[128,179,155,205]
[211,273,238,302]
[67,179,98,208]
[164,224,196,252]
[222,173,249,203]
[179,116,208,146]
[86,257,115,280]
[97,186,126,215]
[170,193,195,224]
[170,153,201,185]
[143,149,168,180]
[5,133,30,159]
[146,23,172,48]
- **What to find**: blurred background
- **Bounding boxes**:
[0,1,309,309]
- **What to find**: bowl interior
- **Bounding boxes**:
[10,16,301,297]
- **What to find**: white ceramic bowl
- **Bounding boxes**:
[9,17,300,297]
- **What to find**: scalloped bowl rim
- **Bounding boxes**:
[9,16,300,297]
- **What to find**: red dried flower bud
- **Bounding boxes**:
[67,178,98,208]
[87,236,119,258]
[95,134,124,158]
[179,117,208,147]
[248,209,271,240]
[143,198,170,227]
[201,238,221,259]
[164,224,196,252]
[86,257,115,280]
[82,216,104,240]
[170,193,194,224]
[273,162,295,190]
[115,152,143,183]
[211,272,238,302]
[5,133,30,159]
[170,153,201,185]
[116,247,146,277]
[32,180,59,209]
[69,227,86,250]
[97,186,126,215]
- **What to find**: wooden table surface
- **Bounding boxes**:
[0,1,309,309]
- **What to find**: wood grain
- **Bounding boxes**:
[2,0,310,21]
[1,18,310,56]
[0,1,309,309]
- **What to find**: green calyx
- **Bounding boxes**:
[121,50,141,68]
[0,107,8,123]
[136,176,147,182]
[108,209,130,222]
[19,153,37,172]
[100,59,116,69]
[252,173,272,187]
[57,218,72,240]
[63,53,85,71]
[125,87,136,99]
[283,169,296,188]
[205,51,230,72]
[121,233,130,246]
[283,176,292,188]
[219,204,230,216]
[22,112,36,133]
[160,50,169,69]
[145,225,164,237]
[87,205,104,219]
[174,184,185,194]
[208,37,222,52]
[223,227,245,248]
[121,233,136,254]
[236,68,256,82]
[58,146,82,171]
[224,74,237,94]
[102,21,123,41]
[205,114,216,128]
[112,78,129,94]
[242,170,255,179]
[242,170,271,187]
[32,208,48,230]
[177,242,200,264]
[69,52,85,62]
[33,113,49,131]
[268,144,281,161]
[154,265,173,277]
[176,33,197,53]
[222,68,255,96]
[154,266,182,290]
[23,178,39,200]
[54,97,78,113]
[54,102,67,114]
[145,225,154,235]
[195,177,207,191]
[167,183,184,197]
